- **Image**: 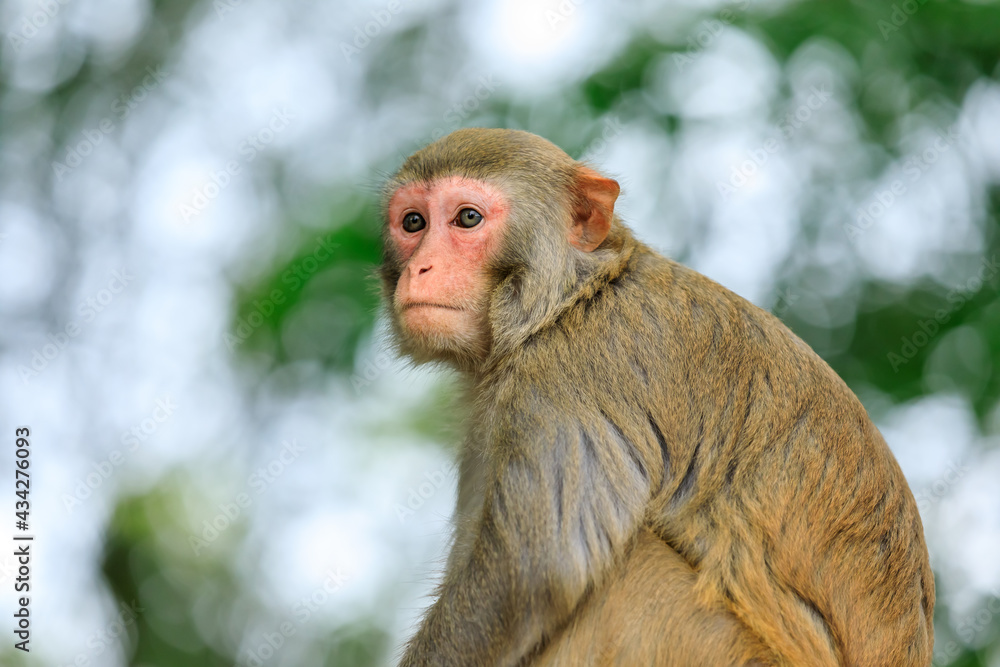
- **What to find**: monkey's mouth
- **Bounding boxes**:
[401,302,464,311]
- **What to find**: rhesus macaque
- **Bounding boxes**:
[380,128,934,666]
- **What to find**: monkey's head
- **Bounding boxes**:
[380,128,622,371]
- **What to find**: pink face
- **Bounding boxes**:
[386,175,510,345]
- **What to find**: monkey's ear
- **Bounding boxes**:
[570,167,620,252]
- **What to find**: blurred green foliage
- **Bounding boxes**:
[232,205,382,372]
[11,0,999,664]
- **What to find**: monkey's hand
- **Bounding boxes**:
[400,409,653,667]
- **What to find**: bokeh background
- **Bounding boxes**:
[1,0,1000,665]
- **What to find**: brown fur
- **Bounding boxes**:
[535,528,777,666]
[382,128,934,667]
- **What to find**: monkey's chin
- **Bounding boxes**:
[397,307,488,367]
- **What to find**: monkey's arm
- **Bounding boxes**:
[400,412,653,667]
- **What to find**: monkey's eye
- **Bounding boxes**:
[401,212,426,233]
[457,208,483,228]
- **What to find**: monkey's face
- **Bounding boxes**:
[384,175,509,363]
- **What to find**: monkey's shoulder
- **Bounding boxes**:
[627,254,825,363]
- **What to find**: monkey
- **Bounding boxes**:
[379,128,934,667]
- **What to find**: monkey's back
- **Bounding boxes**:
[608,246,935,666]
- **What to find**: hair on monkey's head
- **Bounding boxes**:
[386,128,579,197]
